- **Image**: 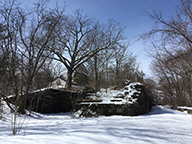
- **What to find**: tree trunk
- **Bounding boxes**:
[94,54,99,92]
[66,68,73,91]
[106,60,109,87]
[17,78,31,114]
[115,59,119,86]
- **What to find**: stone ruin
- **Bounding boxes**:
[73,83,153,117]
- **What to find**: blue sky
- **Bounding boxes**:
[24,0,180,77]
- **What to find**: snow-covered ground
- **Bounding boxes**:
[0,106,192,144]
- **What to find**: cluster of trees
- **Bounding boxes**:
[0,0,144,116]
[145,0,192,107]
[73,48,144,91]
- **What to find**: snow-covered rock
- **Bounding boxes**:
[74,83,153,117]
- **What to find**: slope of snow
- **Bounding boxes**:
[0,106,192,144]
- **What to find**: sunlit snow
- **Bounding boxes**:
[0,106,192,144]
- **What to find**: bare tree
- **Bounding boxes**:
[0,0,64,134]
[142,0,192,45]
[0,0,26,135]
[143,0,192,107]
[16,1,64,113]
[52,10,126,90]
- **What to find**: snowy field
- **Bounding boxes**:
[0,106,192,144]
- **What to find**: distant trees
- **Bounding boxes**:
[144,0,192,107]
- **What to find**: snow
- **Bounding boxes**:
[96,82,143,105]
[178,106,192,110]
[0,106,192,144]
